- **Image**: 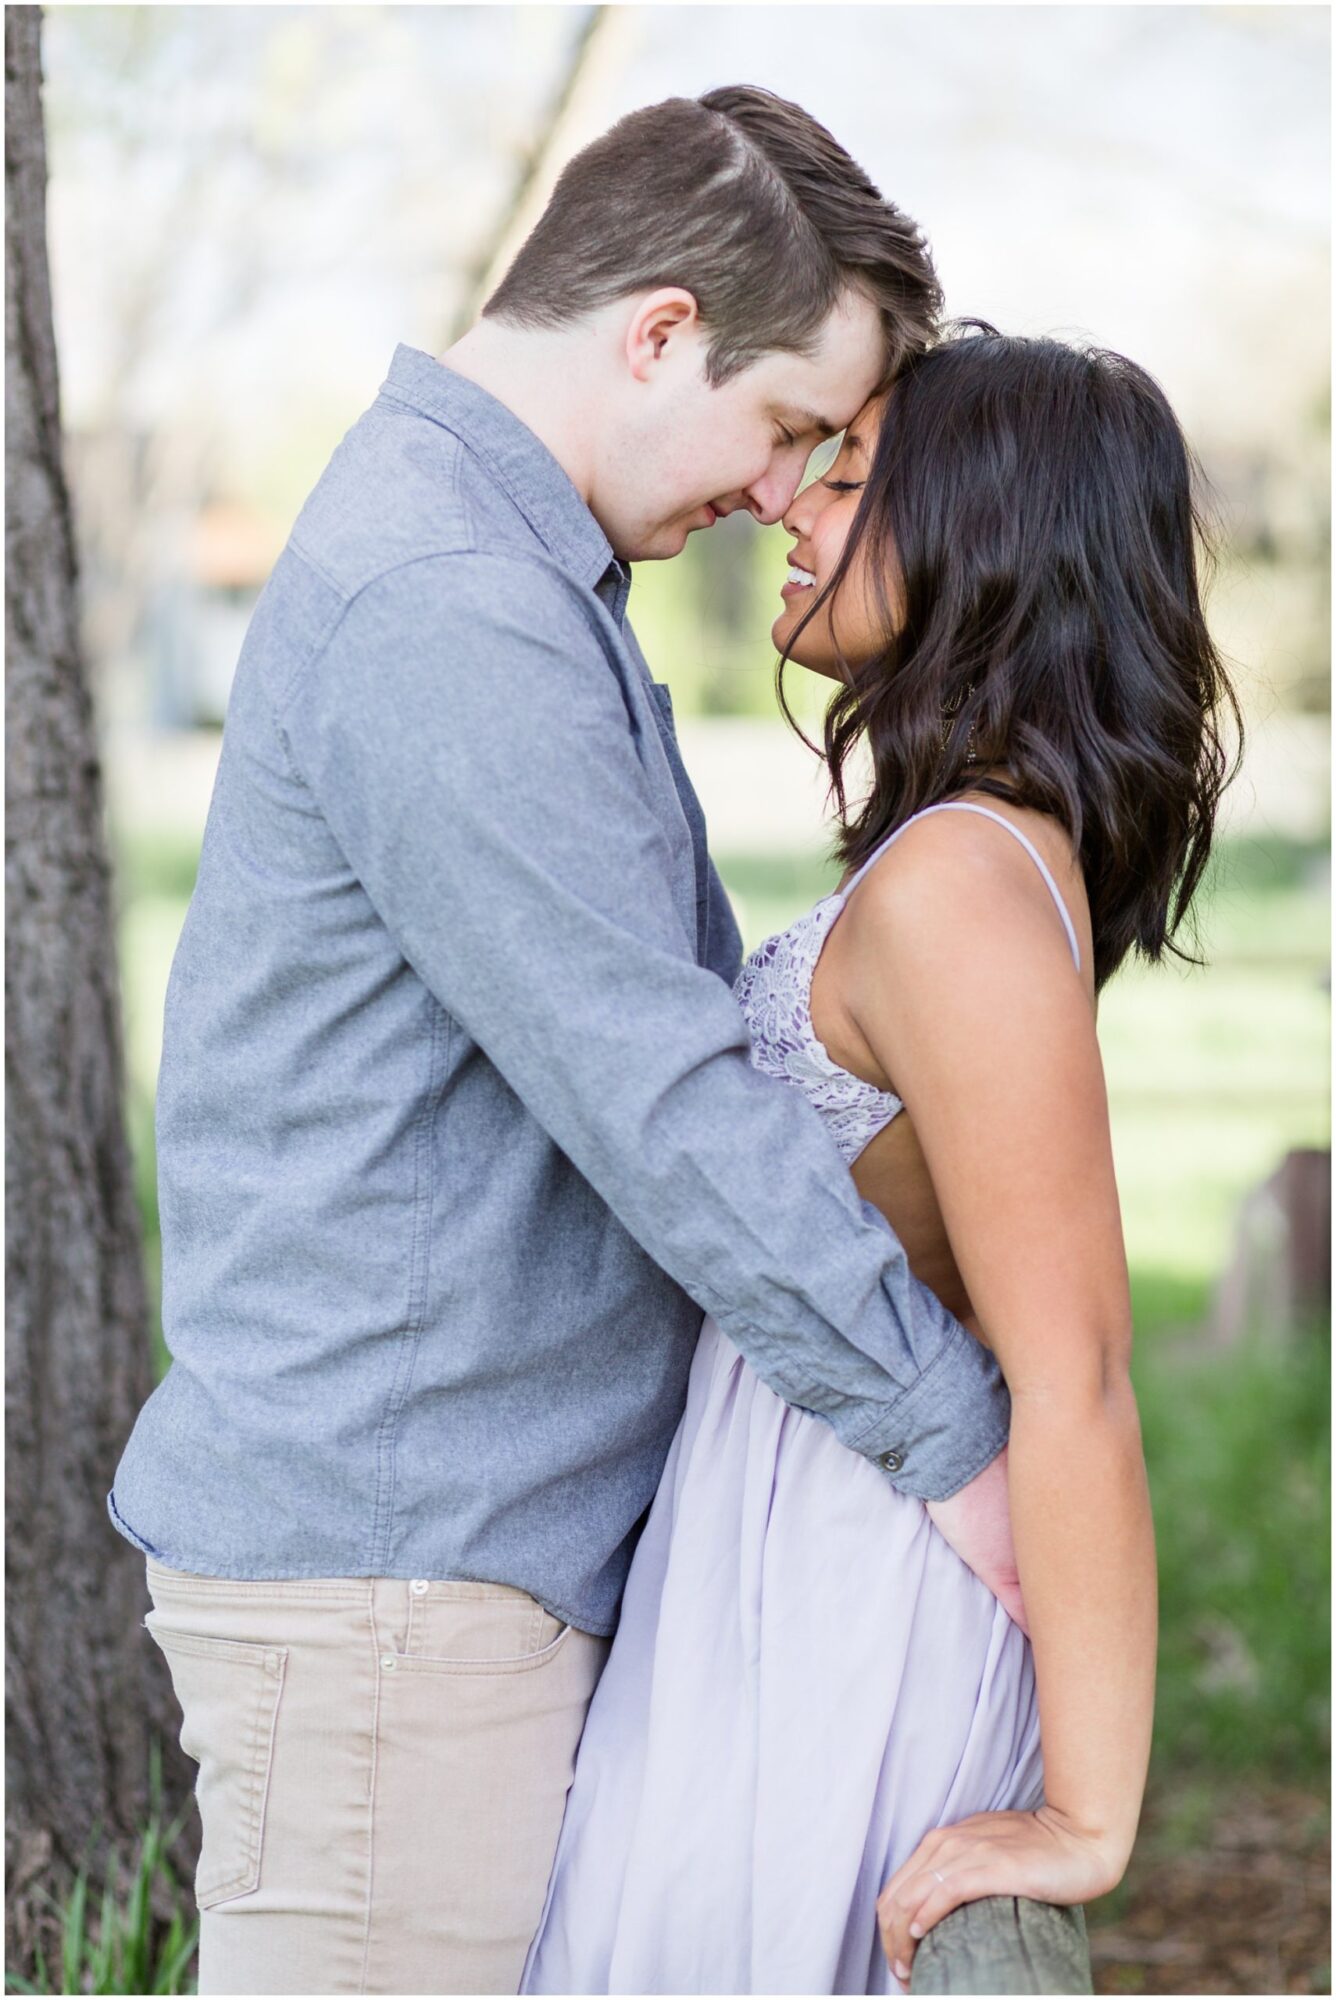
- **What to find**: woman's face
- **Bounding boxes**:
[771,394,899,679]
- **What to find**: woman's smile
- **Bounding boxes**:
[770,408,878,659]
[781,557,818,601]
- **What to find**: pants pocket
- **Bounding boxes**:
[377,1579,572,1676]
[145,1616,287,1909]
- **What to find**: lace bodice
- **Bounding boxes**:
[733,802,1082,1167]
[734,888,903,1165]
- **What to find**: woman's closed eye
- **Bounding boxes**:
[823,479,864,493]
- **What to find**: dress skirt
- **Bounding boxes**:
[521,1314,1043,1996]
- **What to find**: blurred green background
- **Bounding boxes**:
[36,4,1330,1993]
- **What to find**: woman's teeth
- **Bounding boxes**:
[786,566,816,589]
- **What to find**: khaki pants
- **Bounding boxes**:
[144,1560,609,1995]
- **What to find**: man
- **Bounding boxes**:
[111,86,1015,1995]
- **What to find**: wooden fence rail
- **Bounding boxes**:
[910,1896,1093,1994]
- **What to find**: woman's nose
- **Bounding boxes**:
[782,484,817,539]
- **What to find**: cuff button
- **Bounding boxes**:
[878,1448,905,1472]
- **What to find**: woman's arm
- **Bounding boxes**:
[833,812,1157,1981]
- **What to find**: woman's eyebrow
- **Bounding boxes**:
[842,431,865,456]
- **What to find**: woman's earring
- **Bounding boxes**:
[939,682,979,761]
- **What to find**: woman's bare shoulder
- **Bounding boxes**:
[839,790,1092,991]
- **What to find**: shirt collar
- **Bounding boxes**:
[379,344,618,596]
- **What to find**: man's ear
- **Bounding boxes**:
[624,288,701,383]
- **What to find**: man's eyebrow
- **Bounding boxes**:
[783,406,838,439]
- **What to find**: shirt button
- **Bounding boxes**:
[380,1655,397,1671]
[409,1579,429,1596]
[878,1449,905,1472]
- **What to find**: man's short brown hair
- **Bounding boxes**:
[484,86,942,385]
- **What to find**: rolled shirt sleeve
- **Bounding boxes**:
[277,548,1010,1499]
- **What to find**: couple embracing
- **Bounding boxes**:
[110,84,1237,1996]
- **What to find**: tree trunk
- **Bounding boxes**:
[5,4,195,1970]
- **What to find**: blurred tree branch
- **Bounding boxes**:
[449,4,614,340]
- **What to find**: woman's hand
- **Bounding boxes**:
[875,1804,1125,1987]
[924,1443,1029,1636]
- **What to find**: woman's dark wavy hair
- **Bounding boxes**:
[779,322,1243,989]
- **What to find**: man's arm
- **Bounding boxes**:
[277,547,1009,1499]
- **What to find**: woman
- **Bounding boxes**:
[521,325,1240,1995]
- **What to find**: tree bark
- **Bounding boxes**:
[5,3,194,1970]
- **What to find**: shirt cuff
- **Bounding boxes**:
[846,1319,1011,1501]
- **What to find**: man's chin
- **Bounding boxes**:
[624,523,695,563]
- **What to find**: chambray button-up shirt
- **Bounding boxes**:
[108,345,1009,1636]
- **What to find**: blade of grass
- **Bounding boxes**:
[59,1869,88,1992]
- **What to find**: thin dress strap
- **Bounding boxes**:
[838,801,1082,973]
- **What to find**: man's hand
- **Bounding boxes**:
[924,1444,1028,1634]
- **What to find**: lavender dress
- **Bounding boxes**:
[522,804,1083,1997]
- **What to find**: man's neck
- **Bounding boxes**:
[438,319,601,505]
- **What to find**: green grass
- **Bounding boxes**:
[1136,1325,1330,1784]
[5,1749,199,1996]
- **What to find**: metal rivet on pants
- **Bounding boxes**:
[409,1578,429,1595]
[380,1655,397,1671]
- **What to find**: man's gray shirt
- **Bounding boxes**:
[108,344,1009,1636]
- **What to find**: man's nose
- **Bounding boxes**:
[741,461,806,528]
